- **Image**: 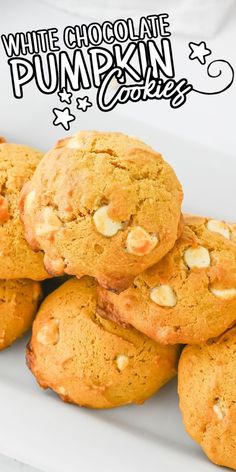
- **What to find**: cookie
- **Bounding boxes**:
[0,141,49,280]
[178,327,236,470]
[0,279,42,350]
[26,277,180,409]
[97,214,236,344]
[19,131,183,291]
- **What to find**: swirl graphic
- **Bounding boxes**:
[193,59,234,95]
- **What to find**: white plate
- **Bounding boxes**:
[0,112,234,472]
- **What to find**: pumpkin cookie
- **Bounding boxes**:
[178,327,236,470]
[19,131,183,291]
[0,279,42,350]
[98,214,236,344]
[26,277,180,409]
[0,141,49,280]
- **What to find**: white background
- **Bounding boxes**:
[0,0,236,156]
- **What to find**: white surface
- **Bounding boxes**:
[0,1,235,471]
[0,113,235,472]
[40,0,235,37]
[0,455,40,472]
[0,339,212,472]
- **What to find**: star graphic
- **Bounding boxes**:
[76,96,92,112]
[58,88,72,104]
[53,107,75,131]
[189,41,212,65]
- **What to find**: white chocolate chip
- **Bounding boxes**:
[156,326,174,340]
[184,246,210,269]
[58,386,67,395]
[150,285,177,307]
[207,219,231,240]
[37,319,60,345]
[35,223,60,237]
[116,354,129,371]
[44,255,65,275]
[66,136,84,149]
[93,205,123,237]
[126,226,158,256]
[210,287,236,300]
[35,207,62,237]
[24,190,36,213]
[213,401,226,420]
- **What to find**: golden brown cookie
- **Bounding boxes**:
[178,327,236,470]
[98,214,236,344]
[27,277,180,409]
[0,279,42,350]
[19,131,183,291]
[0,142,49,280]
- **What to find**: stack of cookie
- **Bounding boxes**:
[20,131,183,408]
[1,132,235,470]
[0,137,48,350]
